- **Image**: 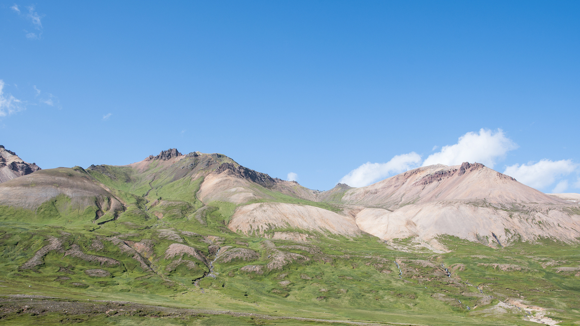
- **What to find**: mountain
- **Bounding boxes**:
[343,162,580,245]
[0,145,41,183]
[550,193,580,203]
[0,166,124,222]
[2,148,580,325]
[86,149,357,236]
[2,148,579,245]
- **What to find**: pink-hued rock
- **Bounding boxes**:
[0,145,40,184]
[228,202,361,237]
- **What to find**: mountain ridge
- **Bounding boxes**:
[1,147,579,246]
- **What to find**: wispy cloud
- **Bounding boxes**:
[26,32,39,39]
[12,5,44,39]
[423,129,517,168]
[103,113,112,121]
[27,6,42,29]
[340,152,422,187]
[33,85,60,108]
[287,172,298,182]
[504,159,577,190]
[0,80,24,117]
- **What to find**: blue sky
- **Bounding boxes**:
[1,1,579,192]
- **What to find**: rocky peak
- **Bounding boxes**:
[413,162,486,186]
[186,151,202,157]
[458,162,485,176]
[216,163,280,188]
[0,146,41,183]
[0,145,17,158]
[147,148,183,161]
[334,183,352,190]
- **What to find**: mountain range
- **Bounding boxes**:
[1,145,579,325]
[1,146,578,248]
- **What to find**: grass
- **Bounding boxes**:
[1,158,579,325]
[2,215,578,325]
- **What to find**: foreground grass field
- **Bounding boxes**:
[1,215,579,325]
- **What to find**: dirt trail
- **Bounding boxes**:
[0,296,418,325]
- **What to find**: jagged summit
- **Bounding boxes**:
[0,145,41,184]
[146,148,183,161]
[215,162,282,189]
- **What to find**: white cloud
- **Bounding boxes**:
[423,129,517,168]
[340,152,422,187]
[287,172,298,182]
[552,180,569,194]
[34,85,41,96]
[42,98,54,106]
[0,80,23,117]
[103,113,112,121]
[504,159,577,190]
[432,145,438,151]
[27,6,42,29]
[11,4,20,13]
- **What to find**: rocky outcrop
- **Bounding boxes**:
[216,162,281,188]
[0,145,41,183]
[217,248,260,263]
[413,162,515,187]
[146,148,183,161]
[20,237,64,270]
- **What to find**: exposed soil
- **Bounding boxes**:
[64,244,119,266]
[0,296,393,325]
[84,269,111,277]
[20,237,63,270]
[217,248,259,263]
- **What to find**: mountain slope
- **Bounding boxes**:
[86,149,348,236]
[342,162,563,208]
[0,167,124,223]
[342,162,580,245]
[0,145,41,183]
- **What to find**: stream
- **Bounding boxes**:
[193,247,222,287]
[394,261,402,278]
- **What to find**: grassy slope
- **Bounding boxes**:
[1,160,579,325]
[1,214,579,325]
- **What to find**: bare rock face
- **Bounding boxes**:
[0,145,41,183]
[146,148,183,161]
[216,163,280,188]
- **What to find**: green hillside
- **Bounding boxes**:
[0,150,579,325]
